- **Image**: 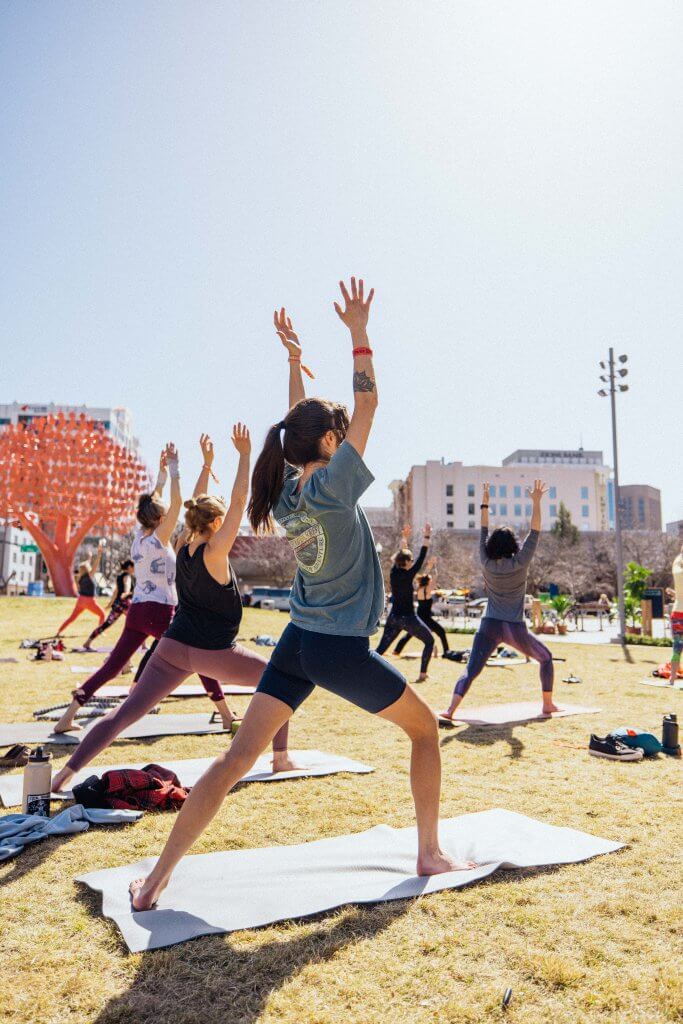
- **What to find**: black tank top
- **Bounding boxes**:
[417,596,432,618]
[78,573,95,597]
[165,543,243,650]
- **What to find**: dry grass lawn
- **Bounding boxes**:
[0,597,681,1024]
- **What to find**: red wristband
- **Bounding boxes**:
[352,347,373,357]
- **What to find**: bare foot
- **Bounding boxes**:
[438,710,457,723]
[82,644,93,652]
[271,753,306,773]
[52,768,75,792]
[416,673,428,683]
[542,701,561,715]
[129,875,168,911]
[417,850,477,876]
[52,720,83,734]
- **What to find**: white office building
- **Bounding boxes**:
[400,449,612,535]
[0,522,39,593]
[0,402,140,452]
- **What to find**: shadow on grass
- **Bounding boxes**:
[80,893,409,1024]
[439,716,556,759]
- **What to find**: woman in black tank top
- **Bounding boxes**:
[394,564,451,658]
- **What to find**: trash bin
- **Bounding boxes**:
[27,581,45,597]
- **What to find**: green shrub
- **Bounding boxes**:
[624,634,671,647]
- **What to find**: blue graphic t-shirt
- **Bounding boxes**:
[274,441,384,636]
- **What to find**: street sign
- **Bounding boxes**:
[20,544,39,553]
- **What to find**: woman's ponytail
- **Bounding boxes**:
[248,423,286,534]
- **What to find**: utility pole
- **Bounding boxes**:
[598,348,629,642]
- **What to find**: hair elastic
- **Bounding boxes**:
[352,347,373,357]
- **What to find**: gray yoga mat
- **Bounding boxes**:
[640,678,683,690]
[98,684,256,699]
[442,702,601,727]
[77,808,623,952]
[0,750,373,807]
[0,713,229,748]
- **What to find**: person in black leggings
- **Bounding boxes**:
[376,524,434,681]
[394,562,450,659]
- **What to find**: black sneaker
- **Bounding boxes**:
[589,734,643,761]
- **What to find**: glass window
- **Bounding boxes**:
[468,503,475,515]
[500,503,507,516]
[490,485,496,497]
[514,485,521,498]
[525,504,532,516]
[549,486,557,499]
[446,520,453,528]
[499,485,507,498]
[582,505,589,517]
[490,503,497,515]
[446,503,453,515]
[467,483,475,497]
[581,486,588,500]
[549,504,557,517]
[468,520,475,529]
[446,484,453,496]
[514,504,522,517]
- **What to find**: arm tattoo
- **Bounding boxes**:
[353,370,376,393]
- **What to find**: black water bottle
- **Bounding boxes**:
[662,714,681,757]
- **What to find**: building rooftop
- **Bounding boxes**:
[502,449,605,467]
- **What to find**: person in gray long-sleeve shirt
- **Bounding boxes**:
[440,479,559,722]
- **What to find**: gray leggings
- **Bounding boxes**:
[66,637,288,773]
[454,618,554,698]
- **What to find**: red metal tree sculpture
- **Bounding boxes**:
[0,412,149,596]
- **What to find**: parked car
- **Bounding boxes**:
[250,586,291,612]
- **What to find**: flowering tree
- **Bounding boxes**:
[0,412,149,595]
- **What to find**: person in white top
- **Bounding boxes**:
[52,444,242,734]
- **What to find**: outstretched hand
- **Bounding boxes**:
[482,482,490,505]
[199,433,214,467]
[274,308,302,357]
[527,479,549,503]
[231,422,251,456]
[333,277,374,336]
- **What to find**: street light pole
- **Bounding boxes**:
[598,348,629,643]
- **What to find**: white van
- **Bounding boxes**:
[250,586,291,612]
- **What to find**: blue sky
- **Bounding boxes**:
[1,1,681,523]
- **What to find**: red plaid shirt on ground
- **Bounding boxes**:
[101,764,188,812]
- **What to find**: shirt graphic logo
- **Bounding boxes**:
[281,511,326,575]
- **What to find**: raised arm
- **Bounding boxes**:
[207,424,251,558]
[90,538,106,575]
[479,483,490,565]
[274,308,306,410]
[193,434,216,498]
[155,444,183,547]
[334,277,377,459]
[409,524,431,578]
[151,449,168,501]
[518,479,547,566]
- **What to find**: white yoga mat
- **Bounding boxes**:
[71,646,113,654]
[98,684,257,699]
[441,702,601,727]
[0,713,229,748]
[640,678,683,690]
[77,808,623,952]
[0,751,373,807]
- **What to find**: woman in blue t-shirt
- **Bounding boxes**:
[129,278,475,911]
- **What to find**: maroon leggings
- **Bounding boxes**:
[66,637,286,773]
[74,601,225,706]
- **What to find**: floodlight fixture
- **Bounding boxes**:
[618,354,628,363]
[618,368,628,377]
[598,388,608,397]
[619,384,629,392]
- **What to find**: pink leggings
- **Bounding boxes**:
[66,637,288,773]
[74,601,226,706]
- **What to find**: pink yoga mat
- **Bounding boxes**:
[439,702,601,727]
